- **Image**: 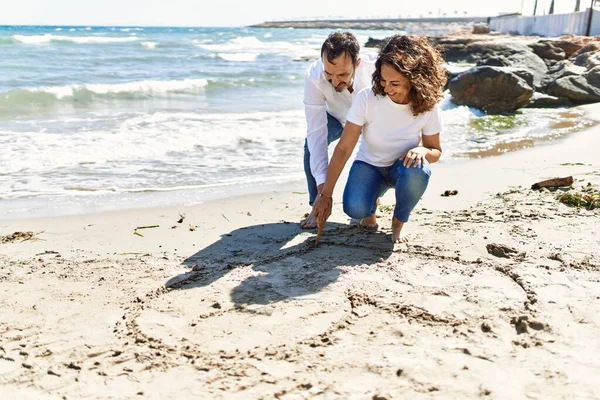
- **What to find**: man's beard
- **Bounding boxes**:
[331,70,355,93]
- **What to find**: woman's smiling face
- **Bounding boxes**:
[380,63,412,105]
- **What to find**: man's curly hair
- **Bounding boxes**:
[372,35,446,116]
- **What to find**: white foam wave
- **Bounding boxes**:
[141,41,157,49]
[12,34,140,44]
[195,35,319,59]
[218,53,258,62]
[19,79,209,99]
[0,109,306,178]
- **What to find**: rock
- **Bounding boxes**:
[547,72,600,103]
[550,39,585,58]
[585,52,600,70]
[472,43,547,88]
[364,37,388,48]
[433,37,485,62]
[486,243,518,258]
[481,322,492,333]
[526,92,573,108]
[449,66,534,114]
[529,41,566,61]
[472,24,491,34]
[571,43,600,67]
[441,190,458,197]
[512,315,529,335]
[539,60,587,91]
[528,320,545,331]
[373,395,391,400]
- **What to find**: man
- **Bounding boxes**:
[301,31,376,229]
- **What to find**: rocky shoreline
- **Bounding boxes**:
[366,31,600,114]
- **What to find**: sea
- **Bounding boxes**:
[0,25,594,219]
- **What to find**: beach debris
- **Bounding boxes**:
[531,176,573,190]
[511,315,529,335]
[189,224,196,231]
[177,213,186,223]
[378,204,394,213]
[486,243,518,258]
[35,250,60,256]
[1,231,36,244]
[528,320,546,331]
[441,190,458,197]
[133,225,159,237]
[221,214,230,222]
[558,190,599,210]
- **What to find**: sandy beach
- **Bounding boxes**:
[1,103,599,399]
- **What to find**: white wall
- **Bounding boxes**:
[489,7,599,36]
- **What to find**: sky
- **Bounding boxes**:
[0,0,591,27]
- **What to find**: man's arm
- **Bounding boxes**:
[304,75,329,187]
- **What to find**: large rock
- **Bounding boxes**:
[529,41,566,61]
[551,39,585,58]
[571,43,600,67]
[539,60,587,91]
[587,52,600,69]
[546,67,600,103]
[449,66,534,114]
[433,37,488,62]
[472,43,548,89]
[472,24,491,34]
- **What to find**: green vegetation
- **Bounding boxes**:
[470,114,526,132]
[558,191,600,210]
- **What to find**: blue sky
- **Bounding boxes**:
[0,0,587,27]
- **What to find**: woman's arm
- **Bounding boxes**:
[321,122,362,197]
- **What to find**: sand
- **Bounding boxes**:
[1,104,599,399]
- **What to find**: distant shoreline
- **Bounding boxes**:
[251,16,490,30]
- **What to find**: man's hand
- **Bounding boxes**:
[312,193,332,245]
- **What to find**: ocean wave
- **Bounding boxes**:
[195,35,319,58]
[0,78,209,107]
[0,109,306,179]
[217,52,259,62]
[141,41,158,49]
[12,34,140,44]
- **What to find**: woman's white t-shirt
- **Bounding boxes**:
[346,88,442,167]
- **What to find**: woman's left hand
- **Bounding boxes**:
[400,147,429,168]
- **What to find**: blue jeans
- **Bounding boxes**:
[304,113,344,205]
[343,160,431,223]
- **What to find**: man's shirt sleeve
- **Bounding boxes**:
[304,73,329,186]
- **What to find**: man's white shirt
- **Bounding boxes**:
[303,55,376,186]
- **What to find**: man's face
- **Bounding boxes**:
[322,52,359,93]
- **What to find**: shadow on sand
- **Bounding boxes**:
[165,221,394,307]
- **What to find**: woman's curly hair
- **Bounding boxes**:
[372,35,446,116]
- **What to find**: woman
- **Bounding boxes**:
[313,35,446,243]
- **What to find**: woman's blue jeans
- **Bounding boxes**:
[343,159,431,223]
